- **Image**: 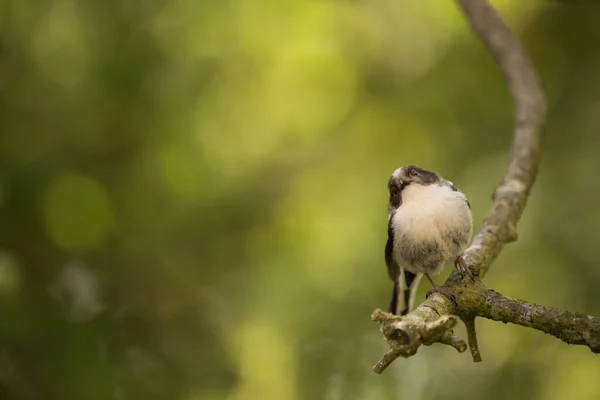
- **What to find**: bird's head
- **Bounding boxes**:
[387,165,442,210]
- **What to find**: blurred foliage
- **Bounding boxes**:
[0,0,600,399]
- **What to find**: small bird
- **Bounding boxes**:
[385,165,473,315]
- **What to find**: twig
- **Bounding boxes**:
[439,330,468,353]
[463,317,482,362]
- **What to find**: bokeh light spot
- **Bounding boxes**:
[42,172,114,252]
[0,251,21,297]
[29,0,90,91]
[157,145,209,201]
[265,44,357,134]
[228,321,297,400]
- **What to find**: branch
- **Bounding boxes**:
[373,281,600,374]
[368,0,600,373]
[454,0,547,280]
[372,300,465,374]
[467,290,600,353]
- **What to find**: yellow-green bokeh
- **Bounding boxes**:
[42,172,114,252]
[1,0,599,399]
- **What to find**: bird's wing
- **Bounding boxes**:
[385,219,400,281]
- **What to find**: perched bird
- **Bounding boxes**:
[385,165,473,315]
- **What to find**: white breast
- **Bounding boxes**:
[391,183,473,275]
[393,184,471,239]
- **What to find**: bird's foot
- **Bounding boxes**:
[424,273,457,303]
[455,256,476,281]
[425,285,457,303]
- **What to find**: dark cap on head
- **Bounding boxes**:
[388,165,441,189]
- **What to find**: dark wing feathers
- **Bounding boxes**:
[385,219,400,281]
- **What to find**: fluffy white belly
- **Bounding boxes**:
[391,183,472,274]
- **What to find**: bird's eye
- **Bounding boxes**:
[409,169,420,177]
[390,186,399,196]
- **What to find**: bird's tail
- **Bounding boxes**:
[389,270,423,315]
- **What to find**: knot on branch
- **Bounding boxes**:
[371,308,467,373]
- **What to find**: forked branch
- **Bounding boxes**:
[371,0,600,374]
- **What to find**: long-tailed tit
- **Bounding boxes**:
[385,165,473,315]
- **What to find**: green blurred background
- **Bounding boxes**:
[1,0,599,399]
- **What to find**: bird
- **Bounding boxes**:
[384,165,474,315]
